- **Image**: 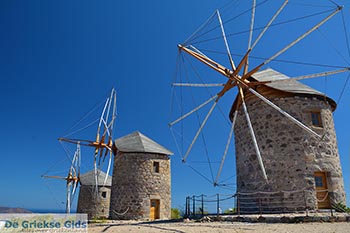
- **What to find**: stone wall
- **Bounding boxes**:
[234,95,346,210]
[110,152,171,220]
[77,185,111,219]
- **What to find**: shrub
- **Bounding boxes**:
[333,202,350,213]
[171,208,182,219]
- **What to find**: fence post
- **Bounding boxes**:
[259,197,262,216]
[232,195,235,215]
[237,193,240,217]
[304,190,308,217]
[193,195,196,218]
[185,196,188,217]
[217,194,220,218]
[201,194,204,217]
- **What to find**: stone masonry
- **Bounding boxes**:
[234,94,346,211]
[110,152,171,220]
[77,185,111,219]
[77,170,112,219]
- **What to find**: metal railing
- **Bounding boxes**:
[184,189,343,218]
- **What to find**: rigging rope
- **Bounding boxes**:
[199,48,349,69]
[186,0,269,46]
[186,163,214,185]
[182,55,215,183]
[183,54,232,126]
[191,8,335,46]
[63,100,106,137]
[335,9,350,106]
[317,28,350,67]
[336,72,350,105]
[62,118,100,138]
[341,10,350,62]
[42,179,66,210]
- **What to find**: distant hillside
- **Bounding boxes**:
[0,207,32,213]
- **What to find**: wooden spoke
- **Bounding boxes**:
[239,87,268,182]
[66,181,71,214]
[172,83,225,87]
[182,100,218,163]
[244,0,256,74]
[103,152,113,187]
[269,68,350,83]
[250,0,289,50]
[248,88,322,139]
[215,110,238,185]
[93,159,99,198]
[242,6,342,81]
[232,49,251,77]
[169,95,218,126]
[217,9,236,71]
[41,175,68,180]
[183,10,218,46]
[178,45,231,77]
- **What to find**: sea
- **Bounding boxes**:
[28,209,74,214]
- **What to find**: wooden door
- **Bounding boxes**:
[150,199,160,220]
[314,172,331,209]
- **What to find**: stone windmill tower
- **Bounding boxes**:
[77,169,112,219]
[169,3,348,213]
[110,131,173,220]
[231,68,346,211]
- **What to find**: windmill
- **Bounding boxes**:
[58,88,117,197]
[43,88,117,213]
[169,0,350,192]
[42,143,81,214]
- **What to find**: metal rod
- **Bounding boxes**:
[169,95,217,127]
[182,100,218,162]
[240,88,268,182]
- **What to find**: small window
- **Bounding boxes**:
[151,200,157,207]
[153,161,160,173]
[314,176,323,187]
[311,111,322,127]
[101,191,107,198]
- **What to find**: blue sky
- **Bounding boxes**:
[0,0,349,213]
